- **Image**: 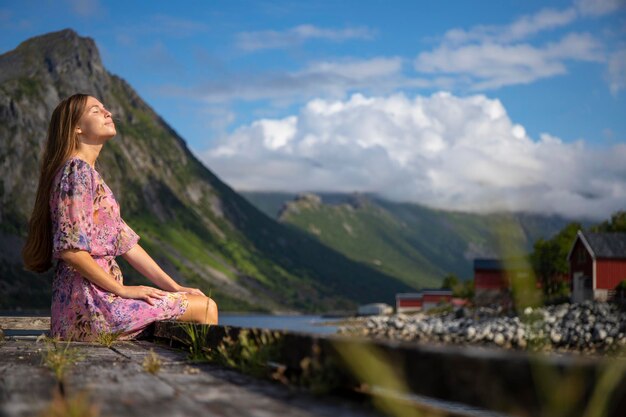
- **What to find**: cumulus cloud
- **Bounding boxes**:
[202,92,626,219]
[236,24,376,51]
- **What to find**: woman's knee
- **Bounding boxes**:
[207,297,218,324]
[189,294,218,325]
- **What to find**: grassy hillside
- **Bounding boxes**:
[242,192,572,287]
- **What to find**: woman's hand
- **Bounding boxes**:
[118,285,168,306]
[175,285,206,297]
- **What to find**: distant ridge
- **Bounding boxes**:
[241,191,573,285]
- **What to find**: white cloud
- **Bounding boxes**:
[301,57,403,81]
[0,8,31,30]
[202,92,626,219]
[607,47,626,95]
[442,0,624,46]
[113,14,209,45]
[423,0,624,92]
[443,7,578,45]
[148,15,210,37]
[65,0,103,17]
[575,0,625,16]
[415,33,604,90]
[159,56,433,103]
[236,24,376,51]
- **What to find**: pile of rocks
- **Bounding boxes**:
[338,301,626,354]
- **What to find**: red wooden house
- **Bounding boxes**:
[422,289,453,310]
[473,258,531,306]
[395,289,452,313]
[396,293,422,313]
[567,231,626,302]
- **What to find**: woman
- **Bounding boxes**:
[22,93,218,341]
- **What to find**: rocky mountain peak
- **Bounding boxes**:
[277,193,322,220]
[0,28,107,97]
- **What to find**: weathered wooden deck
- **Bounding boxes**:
[3,316,625,417]
[0,317,495,417]
[1,335,390,417]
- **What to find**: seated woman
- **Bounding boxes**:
[22,93,218,341]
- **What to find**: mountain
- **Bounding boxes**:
[0,29,415,312]
[241,191,573,286]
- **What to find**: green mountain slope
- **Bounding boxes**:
[0,29,414,312]
[241,192,572,286]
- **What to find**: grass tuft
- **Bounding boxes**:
[38,387,99,417]
[142,349,163,374]
[38,337,83,381]
[177,290,213,361]
[95,331,123,348]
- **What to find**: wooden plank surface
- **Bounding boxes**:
[0,337,387,417]
[0,338,58,417]
[0,316,50,330]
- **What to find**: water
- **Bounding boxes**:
[219,313,341,334]
[0,312,343,336]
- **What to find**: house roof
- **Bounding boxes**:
[586,232,626,258]
[573,231,626,259]
[395,289,453,299]
[396,293,422,300]
[473,258,530,271]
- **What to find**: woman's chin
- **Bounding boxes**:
[103,130,117,140]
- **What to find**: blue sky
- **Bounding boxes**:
[1,0,625,218]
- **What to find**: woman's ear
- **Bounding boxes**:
[76,126,82,134]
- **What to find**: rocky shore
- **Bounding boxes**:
[338,301,626,355]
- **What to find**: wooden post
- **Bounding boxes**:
[0,316,50,330]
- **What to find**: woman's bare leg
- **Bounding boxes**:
[176,294,218,325]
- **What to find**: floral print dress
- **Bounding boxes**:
[50,156,189,341]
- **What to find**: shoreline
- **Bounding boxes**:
[336,301,626,357]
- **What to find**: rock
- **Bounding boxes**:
[466,326,476,339]
[592,327,607,342]
[550,330,562,344]
[392,318,405,329]
[338,301,625,356]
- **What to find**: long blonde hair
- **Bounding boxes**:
[22,93,89,272]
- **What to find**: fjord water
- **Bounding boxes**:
[219,313,340,334]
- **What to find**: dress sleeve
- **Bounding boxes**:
[51,160,94,258]
[116,218,140,255]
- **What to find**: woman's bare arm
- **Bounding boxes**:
[121,244,205,296]
[121,244,179,291]
[59,249,167,305]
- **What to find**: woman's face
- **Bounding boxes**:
[76,96,116,143]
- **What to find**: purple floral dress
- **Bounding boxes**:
[50,156,189,341]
